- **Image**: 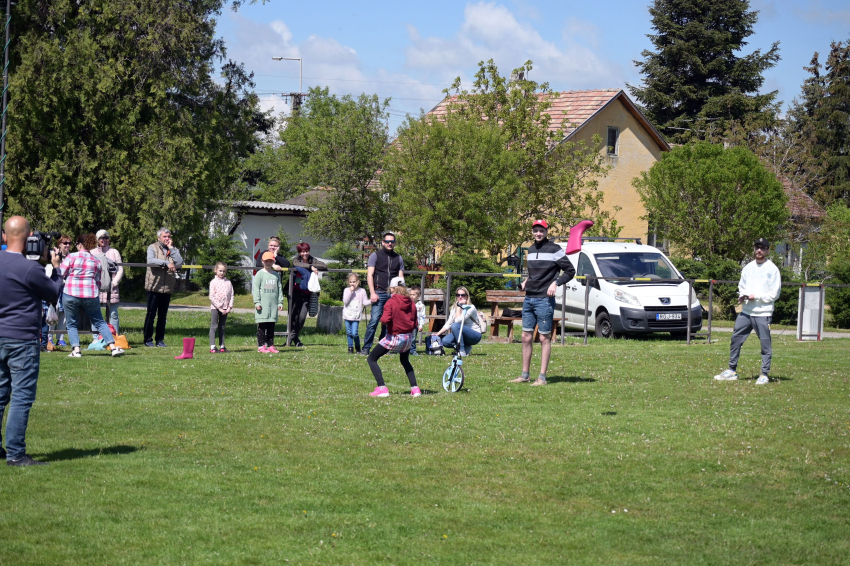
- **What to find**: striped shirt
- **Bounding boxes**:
[60,251,102,299]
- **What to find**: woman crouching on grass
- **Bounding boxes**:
[368,276,421,398]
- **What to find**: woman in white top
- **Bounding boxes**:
[435,285,482,356]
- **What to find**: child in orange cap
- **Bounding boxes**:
[252,251,284,353]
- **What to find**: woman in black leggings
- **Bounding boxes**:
[288,242,327,346]
[368,277,420,398]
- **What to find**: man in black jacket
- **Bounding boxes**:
[509,219,575,386]
[360,232,404,355]
[0,216,64,466]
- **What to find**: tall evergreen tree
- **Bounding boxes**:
[628,0,780,143]
[791,39,850,205]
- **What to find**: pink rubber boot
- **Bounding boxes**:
[174,338,195,360]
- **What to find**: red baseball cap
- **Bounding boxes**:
[532,219,548,230]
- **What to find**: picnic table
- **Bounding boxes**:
[486,290,563,343]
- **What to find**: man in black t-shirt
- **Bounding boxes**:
[360,232,404,355]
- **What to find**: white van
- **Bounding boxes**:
[554,241,702,338]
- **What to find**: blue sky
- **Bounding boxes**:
[217,0,850,133]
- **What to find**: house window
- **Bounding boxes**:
[607,127,619,156]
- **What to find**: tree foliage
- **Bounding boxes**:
[382,60,616,260]
[628,0,780,144]
[191,231,250,291]
[790,38,850,205]
[634,142,788,262]
[5,0,270,264]
[257,87,392,246]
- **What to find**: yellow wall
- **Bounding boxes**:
[569,98,666,241]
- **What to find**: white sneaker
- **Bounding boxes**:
[111,347,124,357]
[755,375,769,385]
[714,369,737,381]
[68,349,81,358]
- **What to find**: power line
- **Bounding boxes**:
[254,74,451,86]
[254,92,444,102]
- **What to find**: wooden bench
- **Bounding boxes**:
[486,290,563,343]
[423,288,447,333]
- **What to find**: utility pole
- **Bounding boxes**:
[271,56,308,114]
[0,0,10,231]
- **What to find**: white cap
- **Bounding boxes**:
[96,229,109,240]
[389,276,406,288]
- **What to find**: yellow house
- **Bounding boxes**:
[428,89,670,243]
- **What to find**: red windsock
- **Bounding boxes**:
[565,220,594,254]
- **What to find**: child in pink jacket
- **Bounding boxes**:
[209,262,234,353]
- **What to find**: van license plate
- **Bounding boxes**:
[656,313,682,320]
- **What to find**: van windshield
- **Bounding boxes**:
[593,253,681,281]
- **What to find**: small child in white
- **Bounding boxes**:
[208,262,234,353]
[343,272,369,354]
[409,286,426,355]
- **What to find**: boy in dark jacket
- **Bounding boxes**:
[509,219,575,386]
[367,277,420,398]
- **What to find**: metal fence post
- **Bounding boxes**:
[419,271,427,346]
[816,284,824,341]
[444,274,452,329]
[583,277,591,345]
[687,279,693,345]
[708,280,714,343]
[560,284,566,346]
[798,283,806,341]
[285,269,294,347]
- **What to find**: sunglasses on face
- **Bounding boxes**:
[384,239,395,244]
[456,293,467,298]
[754,245,767,250]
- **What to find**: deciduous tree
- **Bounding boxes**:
[383,60,616,260]
[6,0,270,263]
[633,142,788,262]
[257,87,392,246]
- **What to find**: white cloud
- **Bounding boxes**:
[404,1,625,90]
[223,13,448,129]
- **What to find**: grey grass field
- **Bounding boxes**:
[1,309,849,565]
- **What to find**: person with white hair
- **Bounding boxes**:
[95,229,123,336]
[144,227,183,347]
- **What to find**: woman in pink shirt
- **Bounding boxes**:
[59,233,123,358]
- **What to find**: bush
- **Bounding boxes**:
[320,243,364,304]
[826,257,850,328]
[191,231,250,291]
[433,250,504,307]
[670,256,742,319]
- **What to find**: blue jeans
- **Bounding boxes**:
[63,294,115,348]
[345,320,361,350]
[362,292,389,351]
[522,296,556,334]
[41,302,49,348]
[103,302,120,336]
[0,338,41,460]
[441,323,482,354]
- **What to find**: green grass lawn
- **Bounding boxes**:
[2,310,849,564]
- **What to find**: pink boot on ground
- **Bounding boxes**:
[174,338,195,360]
[410,386,422,398]
[267,346,280,353]
[258,345,269,353]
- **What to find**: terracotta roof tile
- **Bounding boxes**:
[781,177,825,219]
[427,89,623,135]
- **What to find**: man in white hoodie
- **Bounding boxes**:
[714,238,781,385]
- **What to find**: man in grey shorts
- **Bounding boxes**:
[714,238,781,385]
